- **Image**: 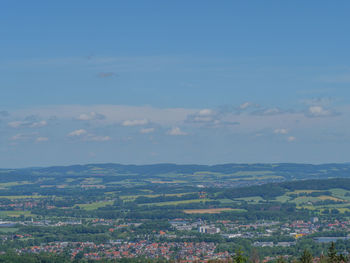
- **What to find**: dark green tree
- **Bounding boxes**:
[299,249,313,263]
[275,256,287,263]
[327,242,338,263]
[250,248,260,263]
[233,249,248,263]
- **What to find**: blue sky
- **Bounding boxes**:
[1,1,350,167]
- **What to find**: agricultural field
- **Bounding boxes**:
[0,181,32,189]
[74,201,114,210]
[2,164,350,225]
[139,198,212,206]
[235,196,264,203]
[2,164,350,262]
[0,227,18,233]
[120,192,192,201]
[183,208,246,214]
[2,163,350,190]
[0,195,47,199]
[0,211,32,218]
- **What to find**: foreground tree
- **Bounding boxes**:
[299,249,313,263]
[275,256,287,263]
[232,249,248,263]
[250,248,260,263]
[327,242,338,263]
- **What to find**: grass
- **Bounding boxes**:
[231,171,275,177]
[120,193,192,201]
[150,180,186,184]
[275,195,291,202]
[81,177,103,184]
[335,208,350,213]
[140,198,212,206]
[299,202,350,213]
[218,198,237,204]
[329,188,350,201]
[299,205,317,210]
[0,211,32,217]
[308,207,350,214]
[0,227,18,233]
[75,200,114,210]
[0,195,46,199]
[318,195,344,202]
[292,196,320,205]
[65,178,76,183]
[228,176,284,181]
[235,196,264,203]
[277,188,350,208]
[0,181,32,188]
[183,208,246,214]
[287,190,321,195]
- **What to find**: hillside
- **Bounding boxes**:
[1,163,350,189]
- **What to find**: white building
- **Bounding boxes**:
[199,226,220,234]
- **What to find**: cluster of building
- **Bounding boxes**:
[17,241,231,261]
[199,226,221,234]
[169,217,350,243]
[282,218,350,238]
[0,200,39,209]
[2,217,350,262]
[253,241,296,247]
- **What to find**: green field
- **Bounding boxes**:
[140,198,212,206]
[217,198,237,204]
[120,192,192,201]
[183,208,246,214]
[265,187,350,213]
[235,196,264,203]
[0,181,32,188]
[75,201,114,210]
[275,195,291,202]
[0,195,47,199]
[0,211,32,218]
[329,188,350,201]
[0,227,18,233]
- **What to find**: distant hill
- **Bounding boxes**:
[222,177,350,199]
[1,163,350,188]
[219,178,350,216]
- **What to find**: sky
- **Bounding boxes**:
[1,1,350,167]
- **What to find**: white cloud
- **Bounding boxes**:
[140,128,155,134]
[186,109,218,124]
[30,120,47,128]
[306,106,334,117]
[122,119,148,126]
[85,135,111,142]
[167,127,187,136]
[287,136,296,142]
[11,133,27,141]
[252,107,285,116]
[8,121,24,128]
[14,105,196,126]
[76,112,105,121]
[68,129,87,137]
[302,97,333,107]
[274,128,288,135]
[198,109,213,116]
[36,137,49,142]
[8,120,47,128]
[9,132,40,142]
[67,129,110,142]
[6,103,348,146]
[240,102,252,110]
